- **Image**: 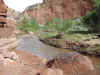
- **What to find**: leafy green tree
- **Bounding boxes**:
[82,5,100,33]
[94,0,100,7]
[43,17,73,38]
[18,17,40,33]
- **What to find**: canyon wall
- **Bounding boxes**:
[0,0,16,37]
[24,0,93,24]
[0,0,7,27]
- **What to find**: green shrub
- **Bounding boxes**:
[43,17,73,35]
[94,0,100,7]
[82,5,100,33]
[18,17,40,33]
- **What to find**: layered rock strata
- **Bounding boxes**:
[0,0,7,27]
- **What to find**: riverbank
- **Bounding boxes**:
[0,48,96,75]
[39,33,100,56]
[1,34,98,75]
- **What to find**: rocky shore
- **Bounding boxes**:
[0,48,95,75]
[40,37,100,56]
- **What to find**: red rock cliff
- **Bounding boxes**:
[24,0,93,24]
[0,0,16,37]
[0,0,7,27]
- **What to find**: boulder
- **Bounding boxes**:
[0,50,46,75]
[0,49,95,75]
[46,52,94,75]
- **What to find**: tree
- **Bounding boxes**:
[82,5,100,33]
[43,17,73,38]
[18,16,40,33]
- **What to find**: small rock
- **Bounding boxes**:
[42,58,48,64]
[10,52,19,60]
[41,68,63,75]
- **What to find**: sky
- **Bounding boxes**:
[4,0,43,12]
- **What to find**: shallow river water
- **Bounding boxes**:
[16,35,100,70]
[16,35,72,59]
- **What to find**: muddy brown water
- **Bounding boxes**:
[16,35,100,72]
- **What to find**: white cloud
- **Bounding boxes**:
[4,0,43,12]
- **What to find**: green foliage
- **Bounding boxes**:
[18,17,40,33]
[94,0,100,7]
[43,17,73,34]
[81,0,100,33]
[82,5,100,32]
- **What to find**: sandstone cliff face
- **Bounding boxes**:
[25,0,93,24]
[0,0,16,37]
[0,0,7,27]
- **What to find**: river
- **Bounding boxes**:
[16,35,100,70]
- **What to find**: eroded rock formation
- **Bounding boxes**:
[0,0,16,37]
[25,0,93,24]
[0,0,7,27]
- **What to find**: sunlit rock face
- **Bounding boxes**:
[24,0,93,24]
[0,0,16,37]
[0,0,7,27]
